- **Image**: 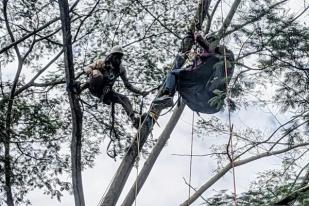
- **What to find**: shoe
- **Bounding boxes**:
[153,95,174,110]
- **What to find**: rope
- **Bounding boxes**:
[134,96,144,206]
[187,1,203,202]
[97,170,118,206]
[188,111,195,204]
[220,1,237,205]
[96,21,191,204]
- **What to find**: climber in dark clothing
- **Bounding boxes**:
[153,31,234,112]
[78,46,148,128]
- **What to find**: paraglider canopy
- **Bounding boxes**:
[177,50,234,114]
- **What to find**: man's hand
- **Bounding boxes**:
[84,67,93,75]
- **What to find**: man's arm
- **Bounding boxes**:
[120,66,145,95]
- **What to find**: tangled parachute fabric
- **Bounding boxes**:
[177,50,234,114]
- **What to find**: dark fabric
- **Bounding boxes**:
[177,51,234,114]
[103,90,134,116]
[87,74,134,116]
[162,54,187,96]
[88,74,107,98]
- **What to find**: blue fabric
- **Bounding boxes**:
[165,73,176,93]
[163,54,186,95]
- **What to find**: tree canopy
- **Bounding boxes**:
[0,0,308,205]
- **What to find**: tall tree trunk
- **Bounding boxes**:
[99,112,156,206]
[3,0,24,205]
[121,102,185,206]
[99,1,210,206]
[58,1,85,206]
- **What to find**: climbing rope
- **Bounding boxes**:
[185,0,204,192]
[220,1,237,205]
[134,96,144,206]
[188,111,195,202]
[97,89,162,205]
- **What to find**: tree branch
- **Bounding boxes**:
[274,184,309,205]
[224,0,288,36]
[217,0,242,39]
[180,143,309,206]
[134,0,181,39]
[58,0,84,205]
[14,49,64,96]
[0,0,81,55]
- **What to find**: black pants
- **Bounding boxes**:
[88,74,134,117]
[102,90,134,117]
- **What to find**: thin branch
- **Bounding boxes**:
[0,0,80,55]
[289,161,309,192]
[14,49,64,96]
[225,0,288,36]
[73,0,101,42]
[182,177,209,204]
[134,0,181,39]
[235,114,306,160]
[123,32,169,48]
[180,143,309,206]
[206,0,222,33]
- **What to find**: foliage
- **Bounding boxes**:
[0,0,308,205]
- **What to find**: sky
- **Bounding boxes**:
[2,0,309,205]
[26,103,287,206]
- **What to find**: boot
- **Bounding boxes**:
[153,95,174,110]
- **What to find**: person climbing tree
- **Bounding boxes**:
[153,31,235,113]
[77,45,148,128]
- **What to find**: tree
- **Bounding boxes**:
[0,0,308,205]
[58,0,84,205]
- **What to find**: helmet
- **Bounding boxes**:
[110,45,124,55]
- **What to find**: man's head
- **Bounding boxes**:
[109,45,124,68]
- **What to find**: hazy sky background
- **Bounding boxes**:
[27,104,286,206]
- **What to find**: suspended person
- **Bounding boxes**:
[77,46,149,128]
[153,31,235,113]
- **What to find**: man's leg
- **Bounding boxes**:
[104,91,144,128]
[105,91,134,117]
[153,54,186,108]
